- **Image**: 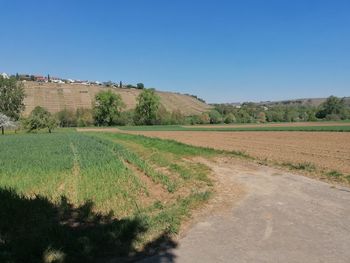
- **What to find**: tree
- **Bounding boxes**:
[119,81,123,88]
[93,90,125,126]
[136,83,144,89]
[134,89,160,125]
[316,96,345,119]
[224,113,236,124]
[24,106,57,133]
[209,110,222,124]
[0,77,25,120]
[0,113,16,135]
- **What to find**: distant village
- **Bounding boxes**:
[0,72,144,89]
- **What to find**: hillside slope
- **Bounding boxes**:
[23,82,211,116]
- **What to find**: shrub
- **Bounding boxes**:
[256,112,267,123]
[198,113,210,124]
[156,105,171,125]
[209,110,222,124]
[24,106,57,133]
[76,108,93,127]
[56,109,77,127]
[224,113,236,124]
[136,83,144,89]
[170,109,185,125]
[325,114,341,121]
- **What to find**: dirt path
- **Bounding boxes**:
[139,158,350,263]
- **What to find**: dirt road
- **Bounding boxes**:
[139,158,350,263]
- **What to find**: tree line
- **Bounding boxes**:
[1,74,350,134]
[209,97,350,124]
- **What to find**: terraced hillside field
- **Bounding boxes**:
[23,82,211,116]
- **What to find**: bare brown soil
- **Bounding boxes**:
[120,131,350,174]
[185,121,350,128]
[23,82,211,116]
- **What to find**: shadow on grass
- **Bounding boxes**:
[0,188,177,263]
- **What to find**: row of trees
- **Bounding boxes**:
[209,96,350,124]
[57,89,186,127]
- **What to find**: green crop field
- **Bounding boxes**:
[0,131,215,262]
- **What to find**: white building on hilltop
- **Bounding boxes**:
[1,73,9,79]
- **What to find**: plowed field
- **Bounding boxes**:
[122,131,350,174]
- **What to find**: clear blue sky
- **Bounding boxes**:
[1,0,349,103]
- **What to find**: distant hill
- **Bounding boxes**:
[219,97,350,107]
[23,82,211,116]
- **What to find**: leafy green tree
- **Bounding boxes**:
[93,90,125,126]
[189,115,200,125]
[209,110,222,124]
[316,96,345,119]
[136,83,144,89]
[0,77,25,120]
[134,89,160,125]
[224,113,236,124]
[284,108,299,122]
[236,109,252,123]
[24,106,57,133]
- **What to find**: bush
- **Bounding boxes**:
[209,110,222,124]
[325,114,341,121]
[114,110,135,126]
[198,113,210,124]
[256,112,266,123]
[56,109,77,127]
[156,105,171,125]
[24,106,57,133]
[170,109,185,125]
[76,108,94,127]
[224,113,236,124]
[136,83,144,89]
